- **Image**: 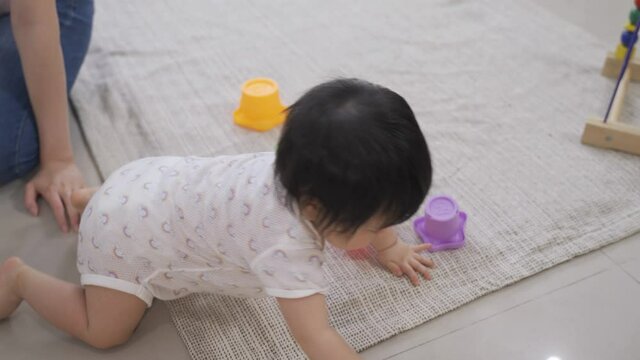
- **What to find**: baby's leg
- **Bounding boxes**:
[0,257,146,349]
[0,258,23,319]
[71,187,99,213]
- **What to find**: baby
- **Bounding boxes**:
[0,78,434,359]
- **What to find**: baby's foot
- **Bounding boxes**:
[0,257,25,320]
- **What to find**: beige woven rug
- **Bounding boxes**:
[72,0,640,358]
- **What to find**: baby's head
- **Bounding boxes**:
[275,78,432,250]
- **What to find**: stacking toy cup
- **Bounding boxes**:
[413,195,467,252]
[233,78,286,131]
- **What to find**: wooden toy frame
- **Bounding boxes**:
[581,53,640,156]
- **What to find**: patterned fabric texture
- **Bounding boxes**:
[71,0,640,358]
[76,153,327,308]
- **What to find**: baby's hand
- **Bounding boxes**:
[375,238,435,286]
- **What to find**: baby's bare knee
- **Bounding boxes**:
[81,286,147,350]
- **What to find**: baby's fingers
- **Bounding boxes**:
[414,254,436,269]
[410,259,432,281]
[385,262,403,277]
[412,243,432,253]
[401,263,420,286]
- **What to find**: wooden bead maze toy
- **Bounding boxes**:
[582,1,640,156]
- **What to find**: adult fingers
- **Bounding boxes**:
[401,263,420,286]
[24,181,39,216]
[42,189,69,233]
[70,188,92,210]
[62,189,80,232]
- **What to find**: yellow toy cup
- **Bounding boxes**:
[233,78,287,132]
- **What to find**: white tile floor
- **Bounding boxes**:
[1,1,639,359]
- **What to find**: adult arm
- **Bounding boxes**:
[11,0,85,232]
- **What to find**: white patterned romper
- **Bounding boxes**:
[77,152,328,306]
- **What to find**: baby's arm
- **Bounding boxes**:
[277,294,360,360]
[373,227,436,286]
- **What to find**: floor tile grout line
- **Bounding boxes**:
[600,249,618,266]
[382,267,611,360]
[620,266,640,285]
[600,250,640,284]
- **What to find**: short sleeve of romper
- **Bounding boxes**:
[251,239,328,298]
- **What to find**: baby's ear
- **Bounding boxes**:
[300,198,321,222]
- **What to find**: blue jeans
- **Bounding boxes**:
[0,0,94,185]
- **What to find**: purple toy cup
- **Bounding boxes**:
[423,196,460,238]
[413,195,467,252]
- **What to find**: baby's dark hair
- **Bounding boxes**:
[275,78,432,234]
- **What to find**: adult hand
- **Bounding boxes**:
[24,159,85,233]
